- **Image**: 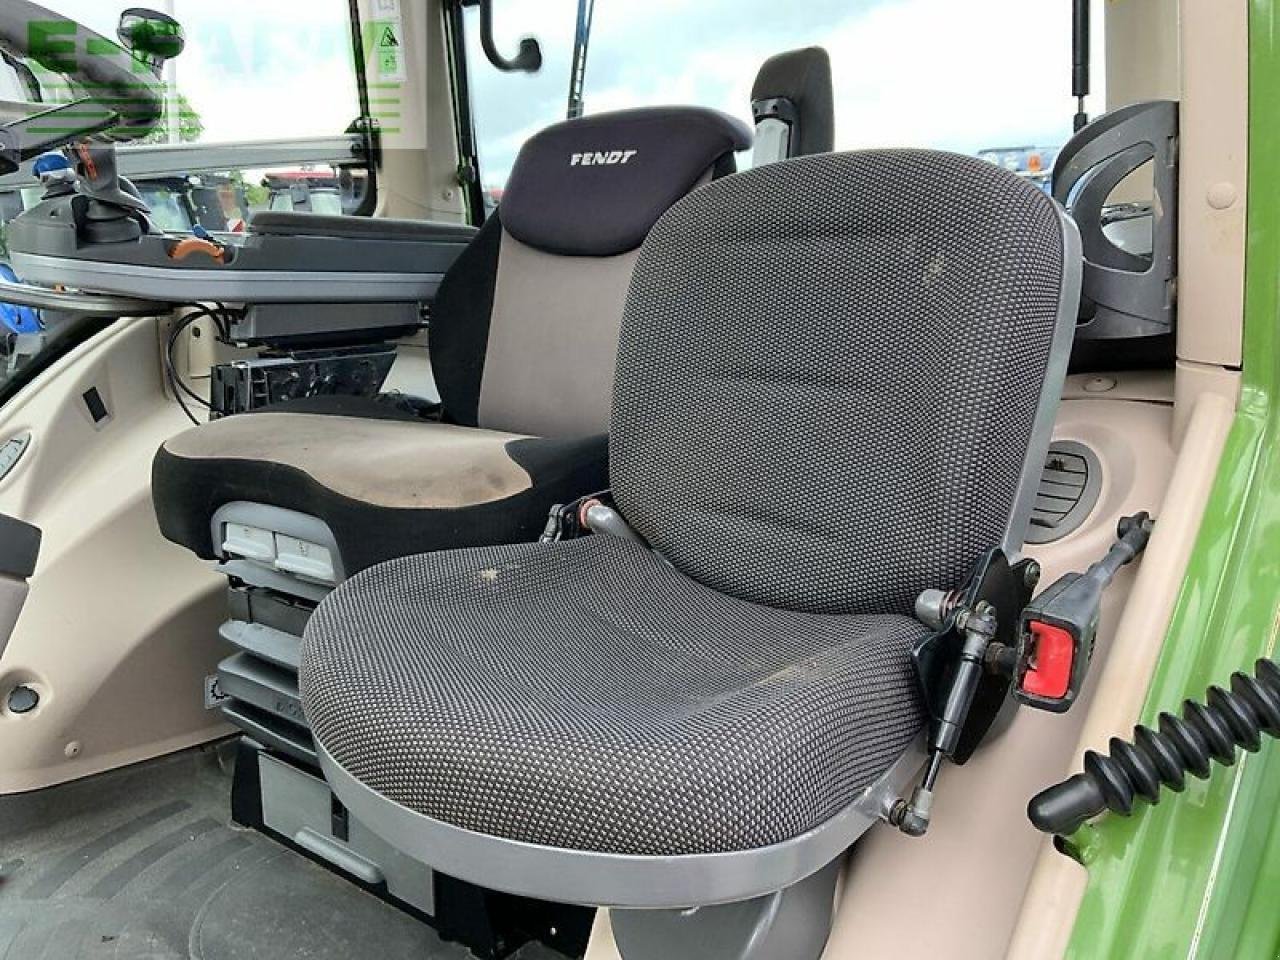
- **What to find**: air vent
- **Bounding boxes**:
[1026,440,1102,544]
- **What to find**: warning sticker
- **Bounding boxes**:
[371,17,407,83]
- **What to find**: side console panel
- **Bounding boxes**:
[0,319,230,794]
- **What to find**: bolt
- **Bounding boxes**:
[894,786,933,837]
[1024,561,1042,589]
[888,798,907,826]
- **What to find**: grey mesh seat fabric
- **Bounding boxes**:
[152,107,751,573]
[301,150,1081,907]
[303,536,928,857]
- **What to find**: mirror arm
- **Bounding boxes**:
[474,0,542,74]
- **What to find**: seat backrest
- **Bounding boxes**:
[430,107,752,437]
[611,150,1080,616]
[751,47,835,165]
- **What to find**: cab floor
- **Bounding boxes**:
[0,746,566,960]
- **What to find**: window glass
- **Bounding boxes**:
[1,3,371,237]
[135,184,194,233]
[0,57,34,102]
[33,0,361,144]
[0,3,370,408]
[310,191,345,216]
[463,0,579,207]
[464,0,1106,196]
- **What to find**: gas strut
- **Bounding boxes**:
[1071,0,1091,131]
[1029,657,1280,835]
[895,515,1155,836]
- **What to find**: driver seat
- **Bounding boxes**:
[151,107,751,578]
[300,150,1081,959]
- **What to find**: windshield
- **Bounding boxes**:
[136,185,196,233]
[0,2,369,232]
[0,56,35,103]
[464,0,1106,200]
[32,1,360,145]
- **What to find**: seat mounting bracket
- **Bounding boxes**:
[891,548,1040,835]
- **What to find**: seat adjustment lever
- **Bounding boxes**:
[541,491,646,545]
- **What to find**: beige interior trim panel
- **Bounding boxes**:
[1006,388,1235,959]
[0,319,229,795]
[585,381,1189,959]
[366,0,468,223]
[820,393,1177,959]
[1176,0,1248,367]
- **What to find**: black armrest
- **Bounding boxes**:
[248,212,478,244]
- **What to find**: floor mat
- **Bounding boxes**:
[0,747,567,960]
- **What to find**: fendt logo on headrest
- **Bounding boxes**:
[570,150,639,167]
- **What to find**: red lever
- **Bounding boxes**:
[1020,621,1075,700]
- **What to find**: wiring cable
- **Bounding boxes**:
[164,302,241,424]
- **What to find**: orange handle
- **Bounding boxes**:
[169,237,226,265]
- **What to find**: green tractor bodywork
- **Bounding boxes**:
[1065,3,1280,956]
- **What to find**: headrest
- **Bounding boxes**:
[751,47,835,157]
[500,106,753,258]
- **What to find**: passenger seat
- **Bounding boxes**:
[152,107,752,579]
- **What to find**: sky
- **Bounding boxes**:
[35,0,1105,190]
[466,0,1107,188]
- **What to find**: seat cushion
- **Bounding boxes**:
[153,411,607,574]
[300,536,927,857]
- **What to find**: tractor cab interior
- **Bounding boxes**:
[0,2,1253,959]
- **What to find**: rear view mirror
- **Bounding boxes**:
[117,7,186,76]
